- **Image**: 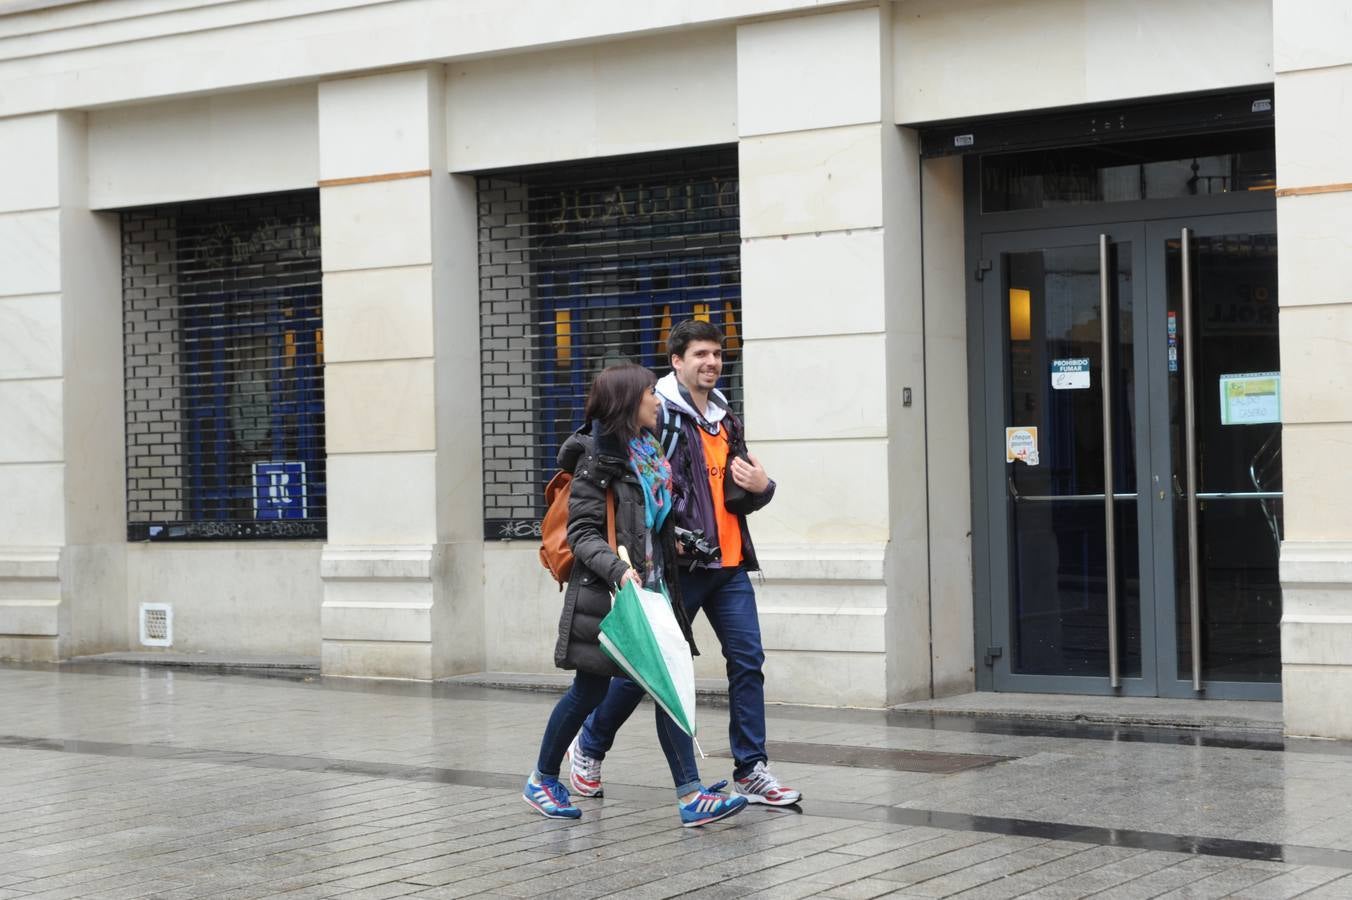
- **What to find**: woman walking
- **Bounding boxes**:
[523,363,747,827]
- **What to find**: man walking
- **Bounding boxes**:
[568,319,801,806]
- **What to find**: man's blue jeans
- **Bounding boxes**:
[535,671,702,798]
[579,566,767,780]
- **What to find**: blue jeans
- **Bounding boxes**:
[534,670,702,797]
[580,567,767,780]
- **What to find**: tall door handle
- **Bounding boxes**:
[1181,227,1203,692]
[1100,234,1120,689]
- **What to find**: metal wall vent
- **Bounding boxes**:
[139,603,173,647]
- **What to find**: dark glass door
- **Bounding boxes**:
[984,225,1157,695]
[984,213,1280,698]
[1150,214,1281,699]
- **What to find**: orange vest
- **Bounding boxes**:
[698,426,744,568]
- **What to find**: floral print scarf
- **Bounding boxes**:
[627,433,673,533]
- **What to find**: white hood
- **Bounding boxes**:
[655,371,728,427]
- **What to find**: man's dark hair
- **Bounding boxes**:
[584,362,657,443]
[667,319,725,360]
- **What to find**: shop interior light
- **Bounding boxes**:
[723,300,741,353]
[1009,288,1032,341]
[555,309,572,367]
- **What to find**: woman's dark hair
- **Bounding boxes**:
[584,362,657,443]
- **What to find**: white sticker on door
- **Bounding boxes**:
[1006,426,1039,466]
[1219,372,1281,425]
[1051,358,1091,390]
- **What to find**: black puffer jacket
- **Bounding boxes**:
[554,422,698,676]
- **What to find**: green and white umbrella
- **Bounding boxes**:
[598,578,700,751]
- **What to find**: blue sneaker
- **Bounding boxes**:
[523,775,581,819]
[678,785,748,828]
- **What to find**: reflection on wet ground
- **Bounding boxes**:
[5,728,1352,871]
[7,660,1352,874]
[22,658,1344,757]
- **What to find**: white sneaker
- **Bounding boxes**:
[566,734,604,797]
[732,761,801,806]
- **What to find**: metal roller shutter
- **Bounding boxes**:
[476,147,742,539]
[121,191,325,541]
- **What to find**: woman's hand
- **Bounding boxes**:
[619,568,642,589]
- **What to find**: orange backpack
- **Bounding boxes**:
[539,470,616,589]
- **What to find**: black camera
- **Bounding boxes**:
[674,527,721,564]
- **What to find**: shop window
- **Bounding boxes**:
[981,129,1276,212]
[121,192,325,540]
[477,148,741,539]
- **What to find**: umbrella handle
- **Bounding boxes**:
[611,546,634,598]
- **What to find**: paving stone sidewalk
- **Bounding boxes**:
[2,663,1351,899]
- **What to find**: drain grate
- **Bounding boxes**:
[709,740,1013,774]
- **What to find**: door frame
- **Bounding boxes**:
[963,156,1277,695]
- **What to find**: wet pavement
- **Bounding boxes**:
[3,662,1352,899]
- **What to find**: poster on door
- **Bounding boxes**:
[1051,358,1091,390]
[1219,373,1281,426]
[1006,426,1039,465]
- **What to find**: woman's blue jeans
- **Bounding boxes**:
[579,567,767,780]
[535,670,702,798]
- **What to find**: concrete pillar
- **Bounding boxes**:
[0,112,125,661]
[735,6,929,707]
[1274,1,1352,738]
[919,154,976,698]
[317,67,484,679]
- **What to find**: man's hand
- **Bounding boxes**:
[730,451,770,494]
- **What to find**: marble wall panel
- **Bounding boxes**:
[0,211,61,297]
[896,0,1271,123]
[446,29,736,172]
[321,601,433,643]
[1274,0,1352,73]
[0,379,63,463]
[325,358,436,454]
[740,230,886,339]
[0,295,62,380]
[1277,193,1352,307]
[745,438,890,544]
[88,84,319,209]
[1275,67,1352,189]
[737,8,882,137]
[320,178,432,273]
[325,451,438,545]
[0,463,65,545]
[322,267,435,363]
[0,114,59,213]
[741,333,888,441]
[319,70,433,179]
[1280,304,1352,425]
[1280,422,1352,542]
[739,125,883,238]
[124,543,323,655]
